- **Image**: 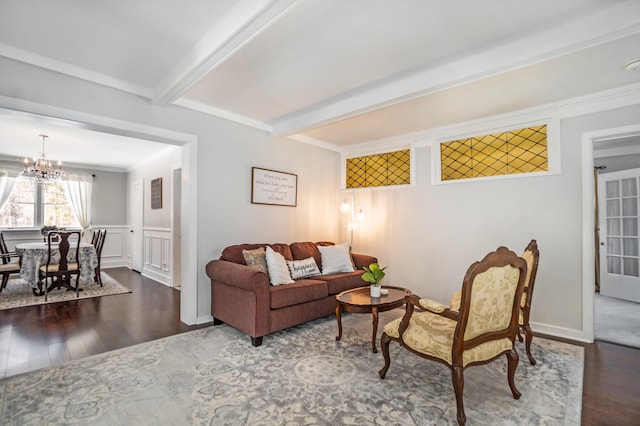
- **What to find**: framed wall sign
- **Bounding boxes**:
[151,177,162,209]
[251,167,297,207]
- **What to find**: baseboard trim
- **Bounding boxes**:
[531,321,592,344]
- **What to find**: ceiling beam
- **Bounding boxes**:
[152,0,300,106]
[269,1,640,137]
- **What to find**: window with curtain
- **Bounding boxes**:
[0,178,80,229]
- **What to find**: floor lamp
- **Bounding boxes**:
[340,189,364,248]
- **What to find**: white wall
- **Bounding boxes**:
[339,103,640,341]
[0,56,341,323]
[2,55,639,339]
[127,146,181,229]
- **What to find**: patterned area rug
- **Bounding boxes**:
[0,311,583,425]
[0,273,130,310]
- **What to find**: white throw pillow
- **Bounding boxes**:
[287,257,321,280]
[318,243,355,275]
[265,246,295,285]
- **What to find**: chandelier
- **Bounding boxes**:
[20,134,65,183]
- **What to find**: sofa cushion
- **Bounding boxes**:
[287,257,321,279]
[265,246,295,286]
[270,279,329,309]
[290,241,323,266]
[318,243,355,274]
[319,270,366,295]
[221,243,293,264]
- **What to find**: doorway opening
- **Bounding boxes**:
[0,103,198,325]
[591,127,640,348]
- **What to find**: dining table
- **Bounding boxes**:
[15,241,99,290]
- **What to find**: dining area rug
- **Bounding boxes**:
[0,272,130,310]
[0,311,583,425]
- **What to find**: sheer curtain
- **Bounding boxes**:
[0,168,19,210]
[62,173,93,239]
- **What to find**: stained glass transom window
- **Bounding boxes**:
[346,149,410,188]
[440,125,548,181]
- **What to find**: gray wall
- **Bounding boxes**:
[86,168,127,225]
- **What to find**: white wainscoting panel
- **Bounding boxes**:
[142,228,172,286]
[91,226,129,268]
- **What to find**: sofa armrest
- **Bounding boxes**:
[205,259,270,293]
[351,253,378,270]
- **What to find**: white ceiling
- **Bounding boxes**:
[0,0,640,168]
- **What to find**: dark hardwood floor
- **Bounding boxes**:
[1,267,639,424]
[0,267,206,378]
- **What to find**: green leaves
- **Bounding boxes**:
[361,263,386,285]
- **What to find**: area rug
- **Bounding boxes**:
[0,311,583,425]
[0,272,131,310]
[595,293,640,349]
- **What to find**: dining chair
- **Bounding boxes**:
[93,229,107,286]
[379,246,528,425]
[0,232,21,292]
[39,231,82,301]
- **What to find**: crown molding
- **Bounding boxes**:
[172,98,272,132]
[0,43,153,99]
[286,134,341,152]
[340,82,640,155]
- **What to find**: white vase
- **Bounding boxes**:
[370,285,381,298]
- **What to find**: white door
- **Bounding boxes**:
[598,168,640,302]
[130,180,144,272]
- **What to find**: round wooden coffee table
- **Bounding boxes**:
[335,285,411,353]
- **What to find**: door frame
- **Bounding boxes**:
[130,179,144,272]
[171,164,182,288]
[582,123,640,343]
[0,100,199,325]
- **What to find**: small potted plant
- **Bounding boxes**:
[362,262,386,297]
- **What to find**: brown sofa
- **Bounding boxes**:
[205,241,377,346]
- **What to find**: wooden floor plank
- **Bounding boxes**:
[1,267,639,424]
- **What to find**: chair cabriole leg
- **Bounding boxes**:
[523,324,536,365]
[378,332,392,379]
[452,365,466,425]
[506,348,521,399]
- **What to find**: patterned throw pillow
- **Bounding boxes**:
[242,247,268,275]
[318,243,355,275]
[265,246,294,286]
[287,257,321,280]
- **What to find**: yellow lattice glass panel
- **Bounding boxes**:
[440,125,548,181]
[441,140,473,180]
[346,149,410,188]
[346,157,366,188]
[388,150,411,185]
[366,154,388,187]
[472,132,508,178]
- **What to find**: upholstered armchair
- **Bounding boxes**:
[450,239,539,365]
[379,246,528,425]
